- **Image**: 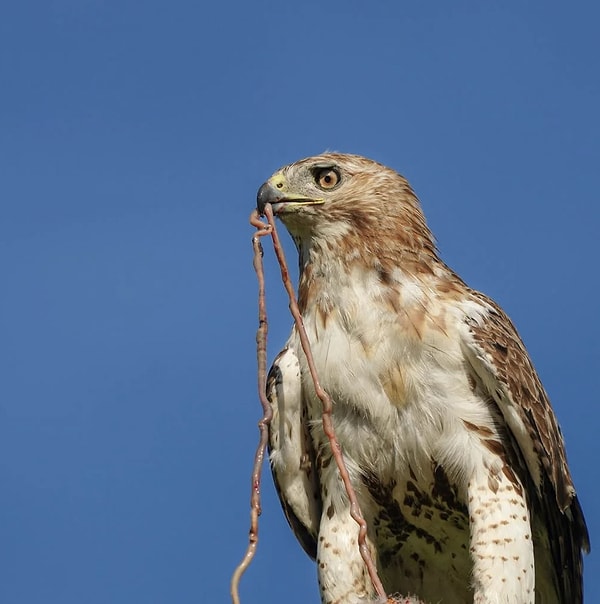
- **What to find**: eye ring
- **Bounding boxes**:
[315,168,341,190]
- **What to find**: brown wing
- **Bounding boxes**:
[267,345,321,559]
[461,291,589,602]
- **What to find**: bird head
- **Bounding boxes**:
[256,153,435,259]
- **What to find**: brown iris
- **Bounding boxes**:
[316,168,340,190]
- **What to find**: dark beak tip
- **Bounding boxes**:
[257,182,278,213]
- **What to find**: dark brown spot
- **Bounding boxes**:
[482,438,505,457]
[463,419,494,437]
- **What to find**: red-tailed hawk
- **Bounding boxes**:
[256,153,589,604]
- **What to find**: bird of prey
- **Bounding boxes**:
[256,153,588,604]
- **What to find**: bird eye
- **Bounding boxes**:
[315,168,340,190]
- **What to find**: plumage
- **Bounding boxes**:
[258,153,588,604]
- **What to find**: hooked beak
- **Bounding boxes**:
[256,181,324,215]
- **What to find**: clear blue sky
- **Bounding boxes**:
[1,2,598,603]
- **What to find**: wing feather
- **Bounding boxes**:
[460,291,589,602]
[267,345,321,559]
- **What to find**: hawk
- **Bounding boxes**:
[256,153,589,604]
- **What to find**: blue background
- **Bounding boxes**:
[1,2,597,603]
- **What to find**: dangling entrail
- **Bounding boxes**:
[231,205,388,603]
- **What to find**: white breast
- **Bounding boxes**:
[291,265,496,491]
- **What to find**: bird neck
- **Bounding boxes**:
[294,224,443,315]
